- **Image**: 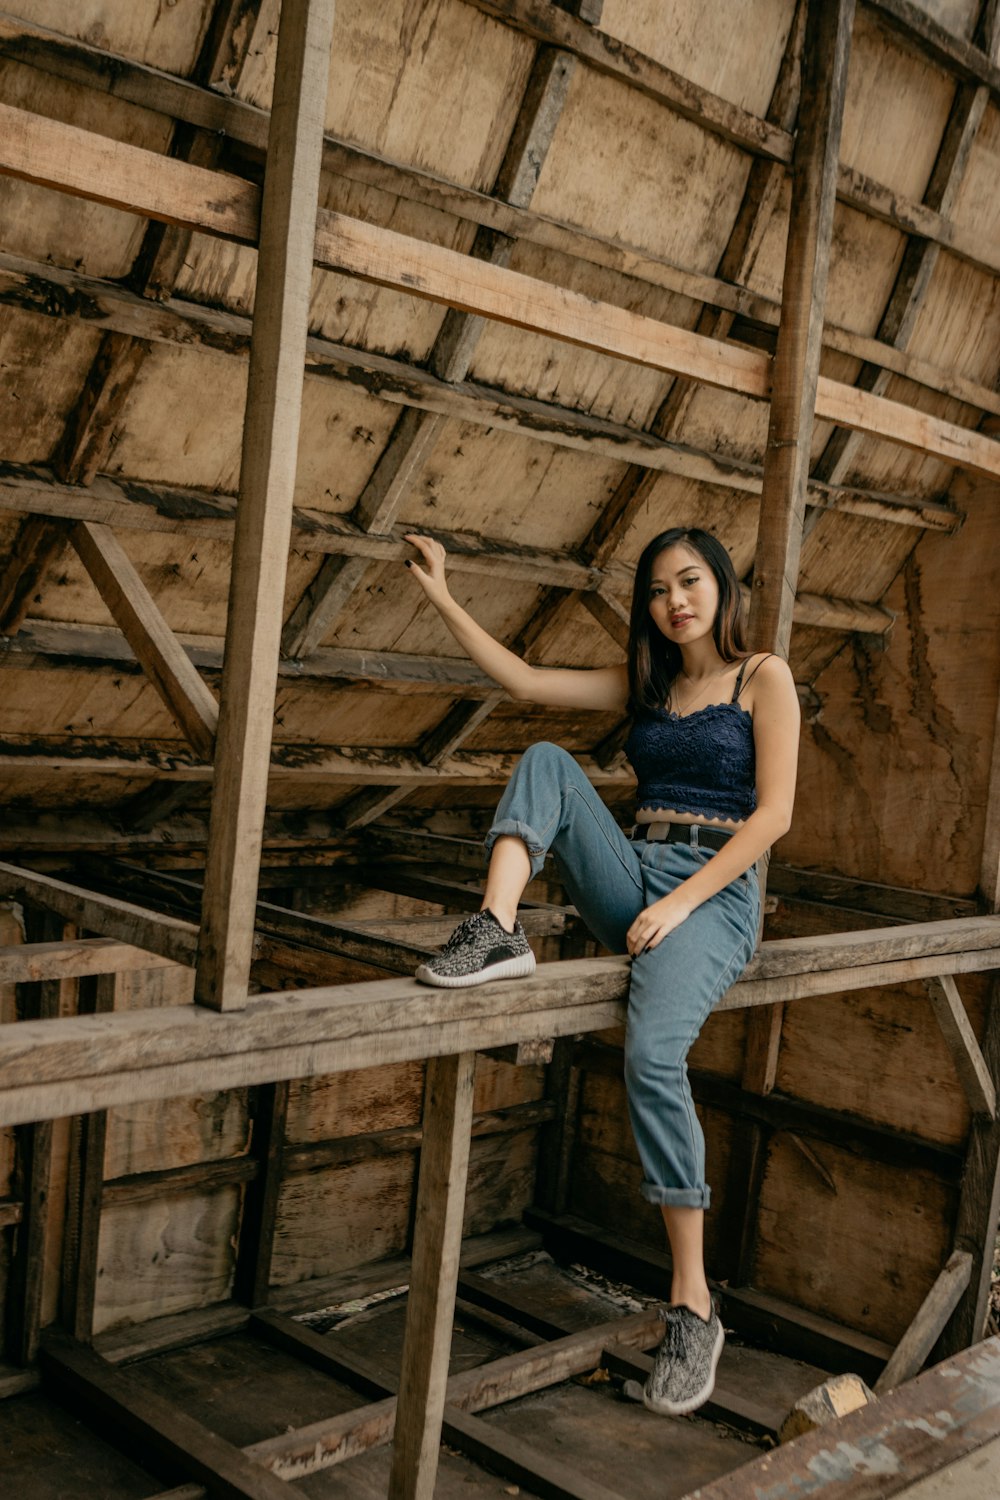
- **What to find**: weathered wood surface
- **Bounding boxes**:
[876,1249,973,1393]
[749,0,852,653]
[388,1051,476,1499]
[0,106,997,479]
[0,938,177,983]
[3,915,1000,1126]
[3,5,1000,432]
[196,0,335,1012]
[69,521,219,760]
[924,975,996,1118]
[688,1335,1000,1500]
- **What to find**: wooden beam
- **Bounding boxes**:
[69,521,219,760]
[937,608,1000,1356]
[689,1333,1000,1500]
[0,264,963,532]
[866,0,1000,100]
[0,938,177,983]
[285,34,588,654]
[4,916,1000,1127]
[0,515,67,633]
[8,0,1000,322]
[196,0,336,1012]
[0,863,198,965]
[39,1328,295,1499]
[875,1250,974,1392]
[749,0,854,653]
[61,970,114,1343]
[232,1080,288,1309]
[388,1051,476,1499]
[925,974,997,1118]
[813,0,999,492]
[0,109,997,481]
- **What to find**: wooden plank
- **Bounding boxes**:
[768,864,978,924]
[690,1335,1000,1500]
[252,1307,633,1500]
[0,863,198,965]
[196,0,335,1012]
[70,521,219,760]
[867,0,1000,99]
[0,515,67,633]
[5,927,62,1364]
[7,2,1000,368]
[39,1328,295,1499]
[0,278,958,540]
[62,971,114,1342]
[0,938,177,984]
[232,1080,288,1308]
[388,1051,476,1500]
[875,1250,973,1393]
[0,109,997,481]
[750,0,853,652]
[524,1208,895,1380]
[925,975,997,1118]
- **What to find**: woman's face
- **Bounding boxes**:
[647,544,720,646]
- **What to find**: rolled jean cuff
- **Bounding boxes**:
[484,819,548,879]
[641,1182,712,1210]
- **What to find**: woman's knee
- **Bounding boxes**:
[519,740,575,772]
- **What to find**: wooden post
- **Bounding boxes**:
[61,970,115,1342]
[937,674,1000,1355]
[749,0,855,651]
[725,0,855,1287]
[195,0,335,1011]
[388,1051,476,1500]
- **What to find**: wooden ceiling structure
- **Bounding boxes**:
[1,1,1000,1497]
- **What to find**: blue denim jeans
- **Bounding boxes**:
[484,741,760,1209]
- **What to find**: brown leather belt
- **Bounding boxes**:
[631,820,735,852]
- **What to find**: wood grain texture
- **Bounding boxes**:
[388,1050,476,1500]
[196,0,336,1011]
[876,1249,973,1392]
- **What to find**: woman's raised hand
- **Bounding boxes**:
[404,533,451,609]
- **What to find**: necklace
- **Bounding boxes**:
[669,663,732,717]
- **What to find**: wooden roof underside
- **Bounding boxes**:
[0,0,997,854]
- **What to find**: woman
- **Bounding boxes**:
[404,525,800,1416]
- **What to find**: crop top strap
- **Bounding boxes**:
[731,652,775,702]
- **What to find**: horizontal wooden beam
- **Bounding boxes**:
[2,907,1000,1126]
[0,256,961,532]
[4,3,1000,429]
[0,938,177,984]
[0,104,997,479]
[866,0,1000,100]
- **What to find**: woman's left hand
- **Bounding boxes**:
[626,894,693,956]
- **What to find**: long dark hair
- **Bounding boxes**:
[627,528,746,713]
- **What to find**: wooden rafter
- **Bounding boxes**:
[281,11,597,660]
[196,0,336,1013]
[69,521,219,760]
[2,29,1000,422]
[0,0,266,643]
[0,109,996,480]
[813,0,1000,493]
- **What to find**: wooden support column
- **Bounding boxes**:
[749,0,854,652]
[61,970,115,1342]
[232,1080,289,1308]
[936,663,1000,1355]
[388,1050,476,1500]
[724,0,855,1288]
[196,0,335,1012]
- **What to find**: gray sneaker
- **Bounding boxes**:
[414,908,535,988]
[628,1304,724,1416]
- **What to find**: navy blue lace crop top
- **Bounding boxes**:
[624,657,769,822]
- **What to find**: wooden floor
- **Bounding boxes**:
[3,1249,998,1499]
[0,1251,824,1499]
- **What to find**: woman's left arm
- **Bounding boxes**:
[626,656,800,955]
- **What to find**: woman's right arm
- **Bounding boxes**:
[404,534,628,713]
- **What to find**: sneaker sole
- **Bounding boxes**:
[639,1320,725,1417]
[413,952,536,989]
